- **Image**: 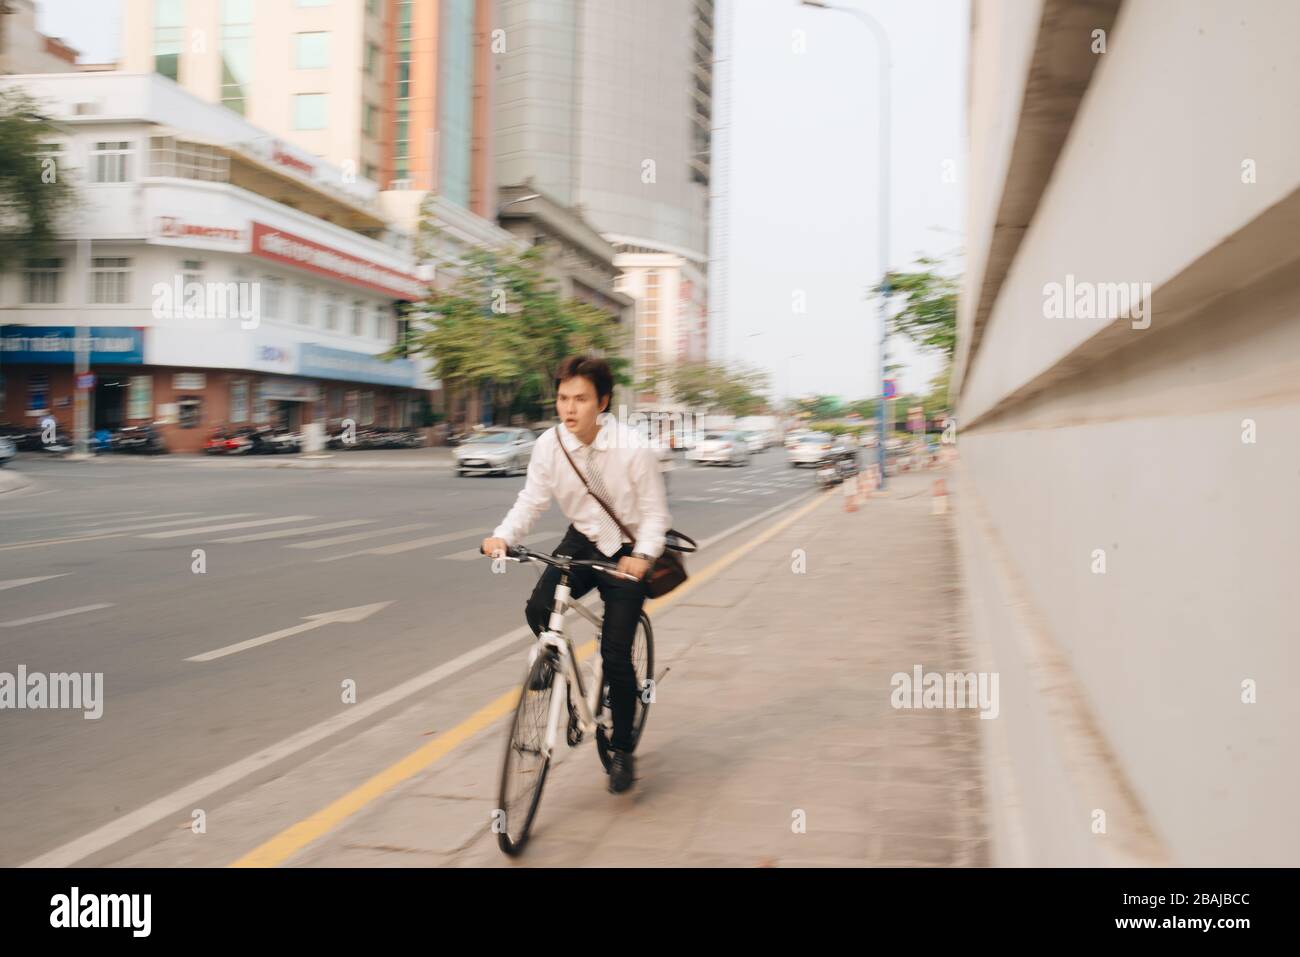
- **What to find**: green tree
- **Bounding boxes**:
[397,245,628,424]
[0,89,80,268]
[640,361,771,416]
[872,255,958,361]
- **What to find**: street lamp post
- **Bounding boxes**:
[27,112,92,458]
[799,0,891,488]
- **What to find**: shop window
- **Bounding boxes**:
[360,391,374,424]
[230,379,249,422]
[22,258,63,304]
[127,376,152,420]
[28,373,50,414]
[178,396,202,429]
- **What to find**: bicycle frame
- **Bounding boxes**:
[532,570,612,761]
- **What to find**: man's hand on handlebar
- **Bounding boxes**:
[481,537,508,558]
[617,555,652,581]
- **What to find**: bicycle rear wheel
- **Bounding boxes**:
[596,611,654,772]
[496,653,557,855]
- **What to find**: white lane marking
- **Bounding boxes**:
[0,532,127,552]
[314,527,483,562]
[212,519,374,544]
[0,603,114,628]
[93,513,259,534]
[185,601,393,662]
[17,487,814,868]
[139,516,314,539]
[287,522,433,551]
[74,512,200,529]
[441,529,563,561]
[0,574,70,591]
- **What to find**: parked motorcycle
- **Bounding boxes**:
[112,424,169,455]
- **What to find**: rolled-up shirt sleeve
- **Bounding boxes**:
[631,445,671,559]
[492,434,554,545]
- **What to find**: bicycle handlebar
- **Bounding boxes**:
[479,543,642,582]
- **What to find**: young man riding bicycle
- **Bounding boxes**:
[481,356,671,794]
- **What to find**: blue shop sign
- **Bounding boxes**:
[1,326,145,365]
[298,343,420,388]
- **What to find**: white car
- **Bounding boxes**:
[787,431,835,468]
[454,427,536,476]
[693,431,751,467]
[738,431,766,453]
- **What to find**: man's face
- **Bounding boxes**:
[556,376,606,437]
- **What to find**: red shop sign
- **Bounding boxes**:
[249,222,424,301]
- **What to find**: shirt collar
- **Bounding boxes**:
[558,414,613,453]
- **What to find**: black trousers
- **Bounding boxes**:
[524,524,646,752]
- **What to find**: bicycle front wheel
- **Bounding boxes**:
[596,611,654,772]
[496,653,556,855]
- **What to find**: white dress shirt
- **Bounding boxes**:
[492,414,672,559]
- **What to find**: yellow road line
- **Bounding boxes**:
[231,491,830,867]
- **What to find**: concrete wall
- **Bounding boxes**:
[958,0,1300,866]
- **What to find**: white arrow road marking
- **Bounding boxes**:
[1,603,115,628]
[186,601,394,662]
[141,516,314,539]
[0,574,69,591]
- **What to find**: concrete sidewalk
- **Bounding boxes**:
[276,466,987,867]
[271,468,982,868]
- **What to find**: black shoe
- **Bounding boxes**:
[607,748,636,794]
[529,659,554,692]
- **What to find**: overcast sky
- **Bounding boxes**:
[35,0,967,401]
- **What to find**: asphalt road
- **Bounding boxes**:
[0,447,816,865]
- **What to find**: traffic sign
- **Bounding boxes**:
[76,373,95,390]
[883,379,896,399]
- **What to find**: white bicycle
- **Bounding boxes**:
[483,543,657,856]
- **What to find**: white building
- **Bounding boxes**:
[614,248,708,410]
[0,72,429,452]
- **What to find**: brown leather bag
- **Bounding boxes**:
[558,432,696,598]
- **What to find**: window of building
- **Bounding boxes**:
[154,0,184,81]
[295,32,330,69]
[365,41,379,76]
[148,136,229,182]
[296,284,314,325]
[229,379,249,422]
[22,259,63,304]
[363,102,378,136]
[293,93,328,130]
[91,141,132,183]
[351,300,364,337]
[91,257,131,304]
[221,0,254,115]
[323,293,338,331]
[182,259,204,289]
[28,373,50,414]
[128,375,152,420]
[263,276,282,320]
[178,396,202,429]
[637,270,660,368]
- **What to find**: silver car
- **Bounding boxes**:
[693,430,751,467]
[454,428,535,476]
[0,436,14,468]
[787,431,835,468]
